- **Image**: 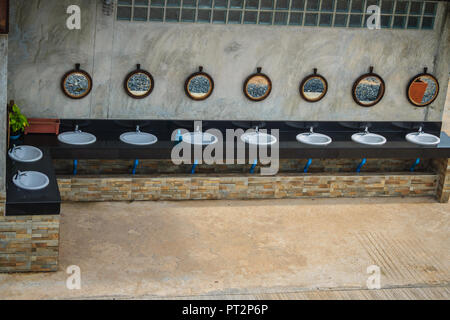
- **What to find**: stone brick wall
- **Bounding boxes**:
[433,158,450,203]
[0,215,60,273]
[0,191,5,216]
[57,173,438,202]
[53,158,433,175]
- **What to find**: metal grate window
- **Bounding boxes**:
[116,0,438,29]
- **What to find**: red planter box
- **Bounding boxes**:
[25,118,60,135]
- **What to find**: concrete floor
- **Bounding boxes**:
[0,197,449,300]
[1,84,449,300]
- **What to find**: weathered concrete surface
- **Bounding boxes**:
[0,35,7,192]
[7,0,450,121]
[123,286,450,300]
[7,0,96,119]
[0,197,448,300]
[443,82,450,135]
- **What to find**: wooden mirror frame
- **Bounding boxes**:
[300,68,328,103]
[406,67,439,107]
[243,67,272,102]
[61,64,93,100]
[352,66,385,107]
[184,66,214,101]
[124,64,154,99]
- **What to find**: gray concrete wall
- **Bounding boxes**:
[0,35,7,193]
[6,0,450,121]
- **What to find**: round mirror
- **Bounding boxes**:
[243,67,272,102]
[61,64,92,99]
[352,67,385,107]
[407,68,439,107]
[300,69,328,102]
[124,64,154,99]
[184,66,214,101]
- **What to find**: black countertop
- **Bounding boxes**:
[6,147,61,216]
[8,119,450,217]
[21,120,450,160]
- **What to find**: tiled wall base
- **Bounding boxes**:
[433,159,450,203]
[0,215,60,273]
[57,173,438,202]
[53,158,433,175]
[0,191,5,216]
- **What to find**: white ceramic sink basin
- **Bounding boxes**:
[8,145,43,163]
[352,131,387,146]
[241,131,277,146]
[120,131,158,146]
[296,132,332,146]
[406,132,440,146]
[58,130,96,145]
[182,132,218,145]
[13,171,49,191]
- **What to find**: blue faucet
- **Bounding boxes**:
[175,129,182,143]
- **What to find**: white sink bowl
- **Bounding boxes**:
[58,131,97,145]
[13,171,49,191]
[296,133,332,146]
[120,132,158,145]
[351,132,387,146]
[406,132,440,146]
[8,145,43,163]
[182,132,218,145]
[241,132,277,146]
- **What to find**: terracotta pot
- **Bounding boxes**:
[25,118,60,135]
[409,81,428,104]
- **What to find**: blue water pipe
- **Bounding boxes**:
[175,129,182,143]
[303,159,312,173]
[132,159,139,175]
[73,159,78,175]
[356,158,367,173]
[250,159,257,174]
[410,158,420,172]
[191,160,198,174]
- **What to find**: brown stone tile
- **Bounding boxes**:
[303,175,333,197]
[247,177,277,199]
[218,177,248,199]
[0,215,60,273]
[132,177,162,200]
[190,177,220,200]
[275,176,304,198]
[160,178,191,200]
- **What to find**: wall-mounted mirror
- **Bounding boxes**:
[352,66,385,107]
[243,67,272,102]
[61,64,93,99]
[124,64,154,99]
[407,68,439,107]
[300,68,328,102]
[184,66,214,101]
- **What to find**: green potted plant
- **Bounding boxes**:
[9,103,29,140]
